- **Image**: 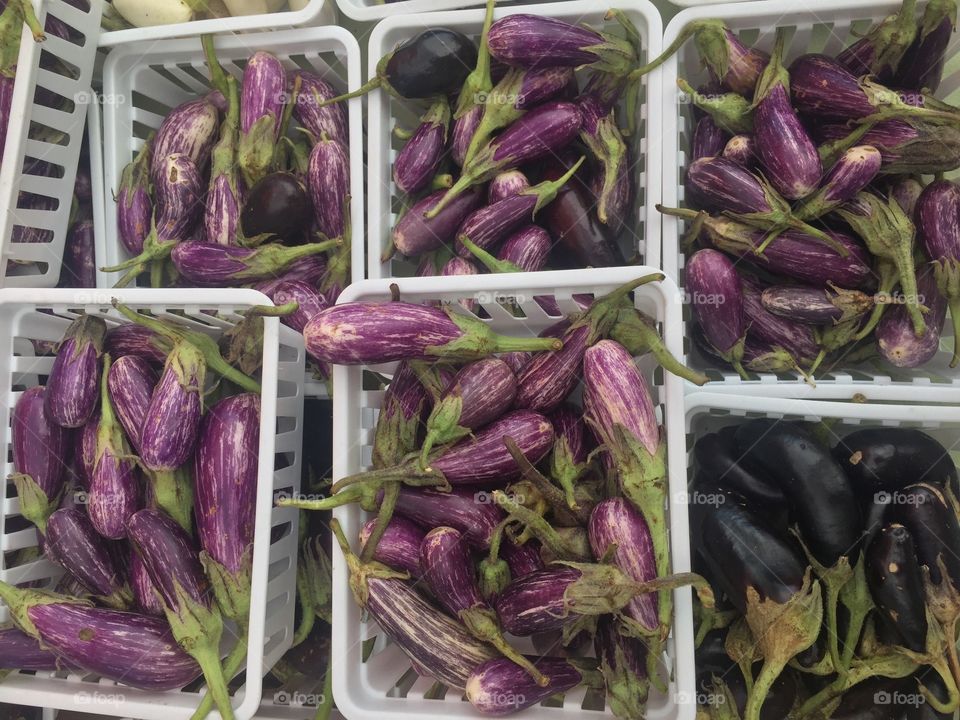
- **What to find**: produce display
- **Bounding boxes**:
[102,0,313,30]
[3,306,271,720]
[282,274,713,717]
[643,0,960,377]
[690,420,960,720]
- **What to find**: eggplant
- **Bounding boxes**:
[579,79,631,231]
[206,76,242,247]
[466,656,593,715]
[795,145,883,221]
[11,387,71,533]
[816,117,960,175]
[761,285,875,324]
[265,279,329,334]
[116,141,153,256]
[489,170,530,203]
[891,177,924,218]
[292,70,348,145]
[107,354,158,454]
[392,188,484,258]
[837,0,918,78]
[392,487,505,551]
[394,97,450,196]
[304,301,561,365]
[502,537,544,581]
[130,549,165,617]
[76,412,99,489]
[0,626,62,671]
[451,106,483,168]
[722,134,757,168]
[238,51,286,186]
[877,266,946,368]
[170,239,337,287]
[895,0,957,91]
[252,254,327,295]
[45,508,131,609]
[465,224,551,274]
[865,524,928,653]
[241,171,312,243]
[693,116,729,165]
[500,351,531,375]
[686,249,747,375]
[372,361,431,470]
[308,133,350,241]
[359,516,424,578]
[104,323,169,364]
[595,616,648,719]
[916,180,960,366]
[693,429,786,510]
[58,219,97,289]
[149,98,219,181]
[46,314,106,428]
[889,483,960,590]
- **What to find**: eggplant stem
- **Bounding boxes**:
[360,480,399,563]
[314,650,335,720]
[201,35,230,100]
[655,204,703,222]
[493,490,590,562]
[191,643,236,720]
[627,21,705,79]
[950,298,960,368]
[504,437,589,525]
[190,627,248,720]
[744,658,787,720]
[313,77,381,108]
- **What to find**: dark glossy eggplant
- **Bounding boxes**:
[241,171,312,242]
[890,483,960,590]
[392,188,484,258]
[693,429,786,510]
[866,523,928,653]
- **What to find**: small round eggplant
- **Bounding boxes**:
[241,171,313,242]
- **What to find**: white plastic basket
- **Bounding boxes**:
[0,288,305,720]
[331,267,696,720]
[0,0,102,288]
[366,1,664,280]
[660,0,960,398]
[100,27,365,287]
[88,97,109,289]
[98,0,336,47]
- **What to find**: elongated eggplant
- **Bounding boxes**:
[170,239,337,287]
[359,516,424,578]
[452,105,483,168]
[686,249,746,375]
[238,51,286,186]
[545,403,591,509]
[466,656,594,714]
[76,412,99,489]
[45,508,131,609]
[896,0,957,92]
[795,146,883,221]
[595,616,648,720]
[206,76,242,246]
[789,55,880,121]
[761,285,875,324]
[308,134,350,241]
[816,118,960,175]
[116,140,153,256]
[502,537,544,580]
[129,549,165,617]
[107,354,157,454]
[916,180,960,366]
[58,219,97,289]
[150,98,219,181]
[0,626,62,671]
[252,254,327,294]
[241,171,311,243]
[104,323,169,364]
[465,224,551,274]
[393,487,505,551]
[395,97,449,196]
[292,70,348,145]
[489,170,530,203]
[392,188,484,258]
[891,176,924,218]
[837,0,918,78]
[266,279,329,334]
[46,314,106,428]
[693,429,786,510]
[877,266,946,368]
[866,524,928,653]
[693,115,729,160]
[11,387,71,533]
[372,361,431,470]
[890,483,960,590]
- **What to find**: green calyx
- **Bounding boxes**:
[0,1,44,77]
[610,308,709,385]
[201,547,252,625]
[463,69,526,166]
[148,467,195,532]
[209,76,241,189]
[95,354,136,471]
[418,395,469,469]
[0,581,90,638]
[548,438,590,512]
[494,490,592,562]
[275,482,380,513]
[752,28,790,107]
[526,157,585,215]
[9,472,61,536]
[460,606,550,686]
[575,272,666,345]
[581,115,629,228]
[861,0,919,76]
[232,238,340,283]
[329,518,409,610]
[745,345,815,387]
[454,0,496,119]
[425,307,562,359]
[479,520,512,601]
[677,78,754,135]
[101,216,174,287]
[98,585,135,611]
[504,437,591,526]
[460,236,522,274]
[239,113,279,188]
[932,259,960,367]
[579,23,638,78]
[922,0,958,39]
[599,625,650,720]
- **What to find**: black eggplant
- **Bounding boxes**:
[241,172,313,242]
[693,427,787,511]
[866,524,928,653]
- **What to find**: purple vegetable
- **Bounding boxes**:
[836,0,918,78]
[502,537,544,580]
[890,176,924,218]
[815,118,960,175]
[76,412,99,489]
[395,97,450,195]
[741,278,820,364]
[686,249,746,375]
[877,266,947,367]
[45,508,131,608]
[57,219,97,288]
[393,487,505,550]
[795,145,882,221]
[489,170,530,203]
[547,403,590,509]
[252,254,327,293]
[170,239,337,287]
[104,323,169,364]
[0,626,62,671]
[500,351,531,375]
[150,99,219,182]
[722,134,757,168]
[916,179,960,366]
[895,0,957,91]
[578,73,631,231]
[239,51,286,186]
[451,105,483,167]
[267,279,329,333]
[304,301,561,365]
[595,616,648,718]
[292,70,348,145]
[359,517,425,578]
[11,387,71,533]
[790,55,878,121]
[466,656,590,715]
[693,116,729,160]
[467,224,552,274]
[761,285,875,324]
[372,361,431,470]
[392,188,484,258]
[308,133,350,240]
[116,141,154,256]
[129,549,165,616]
[46,314,106,428]
[206,76,242,247]
[107,355,157,453]
[685,156,769,213]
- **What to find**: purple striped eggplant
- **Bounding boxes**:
[466,656,596,715]
[150,98,219,182]
[372,361,431,470]
[395,487,505,551]
[308,133,350,241]
[429,101,583,218]
[464,224,551,274]
[170,238,338,287]
[266,279,329,333]
[789,54,881,121]
[45,508,131,609]
[815,118,960,175]
[500,351,531,375]
[239,51,286,186]
[722,134,757,168]
[877,266,947,368]
[127,509,235,719]
[487,14,637,76]
[76,412,99,489]
[11,387,71,533]
[359,516,424,578]
[419,358,517,465]
[761,285,875,324]
[330,519,497,689]
[421,527,548,685]
[837,0,918,78]
[895,0,957,91]
[395,97,450,196]
[116,140,153,256]
[28,603,201,689]
[45,314,106,429]
[916,179,960,366]
[206,76,242,246]
[890,176,924,218]
[489,170,530,203]
[195,393,260,623]
[596,616,648,719]
[579,81,632,231]
[129,549,165,616]
[252,254,327,294]
[502,537,544,580]
[0,626,62,671]
[455,160,582,258]
[304,301,561,365]
[57,218,97,289]
[693,116,729,160]
[795,145,883,221]
[392,188,484,258]
[104,323,169,364]
[89,355,142,539]
[452,105,483,168]
[740,277,819,365]
[292,70,348,145]
[107,354,157,454]
[685,249,746,376]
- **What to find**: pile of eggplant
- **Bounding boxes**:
[4,306,271,720]
[691,420,960,720]
[645,0,960,377]
[342,0,642,275]
[282,274,712,717]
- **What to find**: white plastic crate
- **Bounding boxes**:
[88,97,109,289]
[366,1,664,280]
[0,288,306,720]
[98,0,337,47]
[0,0,102,288]
[100,27,364,286]
[660,0,960,398]
[337,0,507,23]
[331,267,696,720]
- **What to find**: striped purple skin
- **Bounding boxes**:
[421,527,485,615]
[58,219,97,288]
[916,180,960,262]
[28,604,201,690]
[878,267,947,368]
[118,183,152,256]
[268,279,330,333]
[89,440,142,540]
[488,15,605,68]
[692,116,728,161]
[442,256,479,278]
[205,172,242,247]
[451,105,483,167]
[75,413,99,489]
[755,84,822,200]
[685,157,769,214]
[150,99,219,181]
[501,538,544,580]
[391,487,505,550]
[740,279,819,362]
[108,355,157,454]
[395,114,448,196]
[891,177,924,218]
[365,577,498,689]
[494,567,582,635]
[814,120,951,171]
[789,55,875,121]
[500,351,531,375]
[489,101,582,167]
[393,188,484,257]
[308,135,349,240]
[46,508,126,598]
[194,394,260,574]
[139,345,202,471]
[127,509,210,612]
[104,324,168,364]
[686,249,745,354]
[0,627,61,671]
[515,323,591,412]
[441,358,517,430]
[713,29,768,96]
[467,657,584,714]
[761,286,862,324]
[359,517,425,578]
[292,71,348,145]
[896,13,953,92]
[818,145,882,204]
[549,403,588,465]
[241,52,286,137]
[12,387,71,499]
[46,328,104,429]
[252,254,326,294]
[431,410,554,485]
[129,549,165,617]
[0,76,13,164]
[583,340,660,458]
[489,171,530,204]
[155,154,204,244]
[722,134,757,168]
[514,66,576,110]
[589,498,658,631]
[454,194,539,258]
[373,361,431,469]
[168,242,249,286]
